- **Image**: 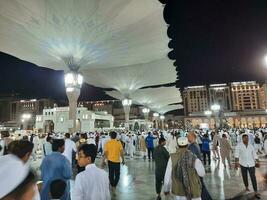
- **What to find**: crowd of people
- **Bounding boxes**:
[0,127,267,200]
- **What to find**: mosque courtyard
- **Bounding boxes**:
[31,153,267,200]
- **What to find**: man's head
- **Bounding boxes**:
[0,155,36,200]
[158,138,166,146]
[46,136,52,143]
[177,137,189,148]
[52,139,65,153]
[50,179,66,199]
[76,144,97,167]
[8,140,34,163]
[80,133,87,140]
[242,134,249,145]
[65,133,70,139]
[2,171,36,200]
[187,132,196,143]
[110,131,117,139]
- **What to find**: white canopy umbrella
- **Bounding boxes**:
[0,0,170,132]
[0,0,168,71]
[151,104,183,114]
[82,58,176,96]
[106,86,182,110]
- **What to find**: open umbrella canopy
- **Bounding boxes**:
[0,0,168,71]
[150,104,183,114]
[82,58,176,96]
[106,86,182,113]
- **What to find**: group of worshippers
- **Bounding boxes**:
[153,132,211,200]
[152,128,265,200]
[0,130,127,200]
[0,127,266,200]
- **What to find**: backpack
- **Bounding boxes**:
[174,151,201,198]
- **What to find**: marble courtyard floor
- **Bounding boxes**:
[32,154,267,200]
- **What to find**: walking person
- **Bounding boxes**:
[63,133,77,166]
[8,140,40,200]
[167,132,178,154]
[43,135,52,157]
[139,135,147,159]
[219,134,232,168]
[102,131,125,196]
[146,132,155,160]
[187,132,202,160]
[73,144,110,200]
[163,137,205,200]
[254,134,262,154]
[76,133,88,173]
[235,134,260,199]
[154,138,170,200]
[201,134,211,166]
[188,132,212,200]
[127,134,135,159]
[212,131,220,160]
[40,139,72,200]
[0,131,13,155]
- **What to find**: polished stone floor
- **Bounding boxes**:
[104,155,267,200]
[32,153,267,200]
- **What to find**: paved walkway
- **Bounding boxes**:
[31,153,267,200]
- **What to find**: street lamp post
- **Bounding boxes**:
[211,104,221,129]
[64,72,83,133]
[142,108,150,130]
[204,110,212,129]
[153,112,159,129]
[160,115,165,130]
[122,98,132,130]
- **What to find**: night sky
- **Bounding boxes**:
[1,1,267,100]
[163,0,267,88]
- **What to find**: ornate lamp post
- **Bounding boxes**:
[64,72,83,133]
[153,112,159,129]
[160,115,165,130]
[122,98,132,130]
[142,108,150,130]
[211,104,221,129]
[204,110,212,129]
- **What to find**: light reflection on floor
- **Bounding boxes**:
[32,154,267,200]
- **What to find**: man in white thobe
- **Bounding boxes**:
[63,133,77,165]
[73,144,110,200]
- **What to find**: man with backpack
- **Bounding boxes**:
[163,137,205,200]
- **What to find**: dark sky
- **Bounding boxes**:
[0,52,110,100]
[1,0,267,100]
[164,0,267,88]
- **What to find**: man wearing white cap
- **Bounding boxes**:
[0,154,36,200]
[163,137,205,200]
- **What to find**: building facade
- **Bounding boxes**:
[231,81,263,111]
[182,81,267,129]
[79,100,144,127]
[9,99,55,130]
[183,86,209,115]
[35,107,114,133]
[209,84,232,111]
